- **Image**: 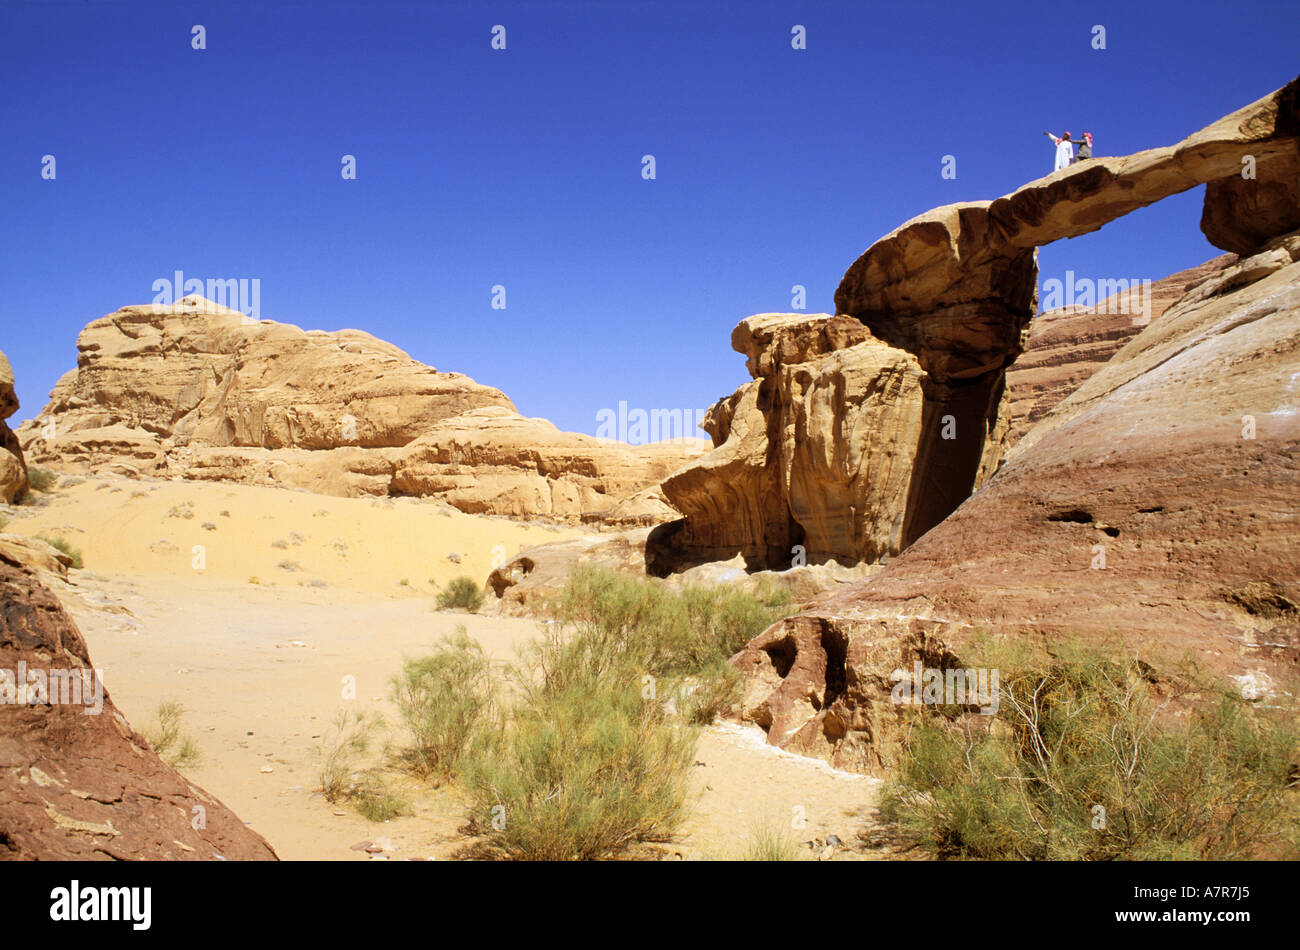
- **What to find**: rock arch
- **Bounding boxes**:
[656,75,1300,571]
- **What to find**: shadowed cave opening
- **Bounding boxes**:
[762,636,797,679]
[900,373,1006,549]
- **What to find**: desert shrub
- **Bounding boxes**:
[37,535,83,569]
[317,709,378,803]
[437,576,485,613]
[676,657,745,725]
[442,567,797,858]
[555,568,792,677]
[681,582,793,662]
[391,629,497,782]
[26,467,57,493]
[316,710,407,820]
[880,642,1300,860]
[742,820,800,861]
[141,700,202,769]
[350,772,408,822]
[459,660,696,860]
[454,568,793,858]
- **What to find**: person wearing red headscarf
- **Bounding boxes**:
[1074,132,1094,163]
[1043,130,1073,170]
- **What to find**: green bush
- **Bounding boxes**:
[459,658,697,860]
[141,700,202,769]
[742,820,801,861]
[436,576,485,613]
[26,467,57,493]
[552,566,794,698]
[391,628,497,782]
[880,642,1300,860]
[454,567,795,859]
[317,708,378,803]
[38,535,83,569]
[350,772,408,822]
[315,710,408,821]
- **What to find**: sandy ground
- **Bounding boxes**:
[3,475,883,860]
[3,474,585,595]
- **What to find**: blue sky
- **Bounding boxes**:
[2,0,1295,435]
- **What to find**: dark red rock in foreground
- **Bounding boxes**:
[0,551,277,860]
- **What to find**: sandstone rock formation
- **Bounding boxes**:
[390,406,705,522]
[487,529,655,616]
[1202,138,1300,255]
[735,232,1300,774]
[487,524,876,617]
[656,314,947,570]
[19,296,703,523]
[0,550,277,859]
[0,534,73,584]
[1005,255,1234,443]
[0,350,28,504]
[661,75,1299,572]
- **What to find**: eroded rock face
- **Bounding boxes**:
[834,76,1298,380]
[20,296,510,471]
[1202,148,1300,255]
[657,311,1010,571]
[19,297,703,523]
[0,552,277,859]
[835,203,1039,382]
[1005,255,1235,444]
[661,315,948,570]
[487,529,654,616]
[390,407,706,522]
[0,351,28,504]
[735,236,1300,774]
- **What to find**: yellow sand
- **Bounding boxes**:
[5,474,584,595]
[4,474,883,860]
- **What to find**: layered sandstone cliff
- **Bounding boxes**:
[1005,255,1235,443]
[655,314,941,570]
[19,297,704,522]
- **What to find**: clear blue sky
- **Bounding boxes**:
[2,0,1295,435]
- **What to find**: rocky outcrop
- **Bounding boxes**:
[1201,81,1300,254]
[657,314,953,570]
[0,551,277,859]
[390,407,706,522]
[661,75,1299,572]
[1005,255,1235,443]
[0,351,28,504]
[487,529,655,616]
[0,535,73,584]
[19,297,703,523]
[735,233,1300,774]
[486,525,877,617]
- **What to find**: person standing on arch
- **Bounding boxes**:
[1043,130,1073,170]
[1073,131,1094,163]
